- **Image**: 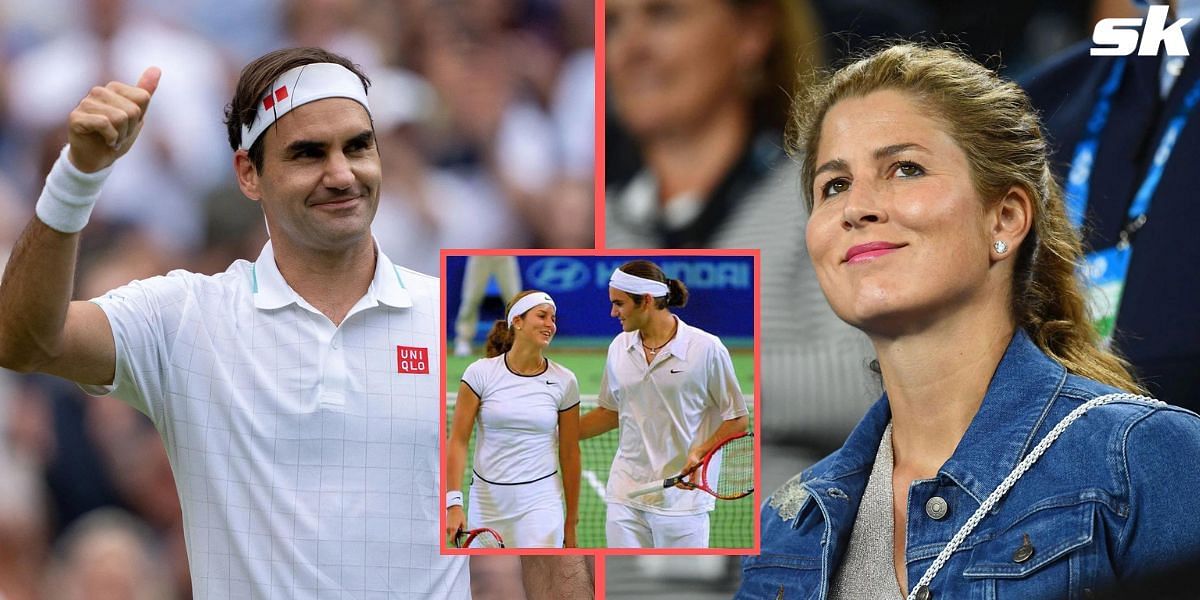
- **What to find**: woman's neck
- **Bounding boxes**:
[641,102,751,201]
[874,298,1016,478]
[506,341,545,374]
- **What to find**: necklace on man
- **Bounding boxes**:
[641,321,678,356]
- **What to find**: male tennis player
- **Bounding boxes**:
[580,260,749,548]
[0,47,590,598]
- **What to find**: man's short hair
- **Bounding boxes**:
[223,47,371,172]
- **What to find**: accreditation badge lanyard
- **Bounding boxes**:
[1064,56,1200,344]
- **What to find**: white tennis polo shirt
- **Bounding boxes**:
[599,317,748,516]
[461,355,580,484]
[84,240,469,600]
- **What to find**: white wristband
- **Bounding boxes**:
[446,491,464,509]
[34,145,113,233]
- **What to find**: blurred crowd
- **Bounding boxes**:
[0,0,592,597]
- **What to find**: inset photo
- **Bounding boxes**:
[440,251,759,553]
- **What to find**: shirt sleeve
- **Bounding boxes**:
[79,270,193,424]
[559,370,581,411]
[460,359,487,400]
[708,339,749,421]
[597,346,618,411]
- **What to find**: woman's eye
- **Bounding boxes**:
[896,162,924,177]
[821,178,850,199]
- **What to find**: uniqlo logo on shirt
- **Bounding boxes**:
[397,346,429,374]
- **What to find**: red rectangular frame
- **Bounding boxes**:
[438,247,763,562]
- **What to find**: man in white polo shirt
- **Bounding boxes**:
[0,47,591,598]
[580,260,749,548]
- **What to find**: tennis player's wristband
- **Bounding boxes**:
[446,491,464,509]
[35,145,113,233]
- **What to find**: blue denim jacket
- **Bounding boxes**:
[740,331,1200,600]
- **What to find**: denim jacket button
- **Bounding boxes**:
[914,584,932,600]
[1012,533,1035,563]
[925,496,949,520]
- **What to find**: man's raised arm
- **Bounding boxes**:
[0,67,160,384]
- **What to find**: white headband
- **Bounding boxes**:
[610,268,669,297]
[239,62,371,150]
[507,292,555,325]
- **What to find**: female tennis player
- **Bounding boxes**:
[446,290,581,548]
[580,260,749,548]
[739,44,1200,599]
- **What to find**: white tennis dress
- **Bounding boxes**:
[600,316,748,547]
[460,354,580,547]
[83,241,469,599]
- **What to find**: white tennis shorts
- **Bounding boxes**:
[605,502,710,548]
[468,472,565,548]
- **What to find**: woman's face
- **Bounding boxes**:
[606,0,766,138]
[513,304,557,348]
[806,89,998,336]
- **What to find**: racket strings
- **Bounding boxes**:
[713,436,754,499]
[465,529,504,548]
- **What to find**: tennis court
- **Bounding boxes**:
[446,346,755,548]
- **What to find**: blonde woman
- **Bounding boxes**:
[741,44,1200,599]
[446,290,581,548]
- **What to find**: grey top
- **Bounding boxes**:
[830,423,905,600]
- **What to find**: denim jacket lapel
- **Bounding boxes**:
[936,329,1069,507]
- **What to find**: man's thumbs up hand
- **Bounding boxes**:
[67,66,161,173]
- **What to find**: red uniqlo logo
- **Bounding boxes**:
[262,85,289,110]
[397,346,429,374]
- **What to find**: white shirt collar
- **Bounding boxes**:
[627,315,694,359]
[251,239,413,311]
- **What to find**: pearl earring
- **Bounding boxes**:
[993,240,1008,254]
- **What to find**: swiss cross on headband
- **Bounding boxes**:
[262,85,289,111]
[238,62,371,150]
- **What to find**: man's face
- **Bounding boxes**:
[609,288,649,332]
[238,98,381,253]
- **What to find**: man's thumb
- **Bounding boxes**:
[137,67,162,97]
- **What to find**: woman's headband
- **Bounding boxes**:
[609,268,669,297]
[507,292,555,326]
[239,63,371,150]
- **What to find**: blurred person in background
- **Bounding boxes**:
[44,508,175,600]
[409,0,593,248]
[453,256,522,357]
[370,70,528,274]
[4,0,230,253]
[605,0,878,481]
[1022,0,1200,405]
[0,447,50,600]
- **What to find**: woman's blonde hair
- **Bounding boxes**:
[790,43,1142,393]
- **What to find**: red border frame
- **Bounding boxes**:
[438,248,762,559]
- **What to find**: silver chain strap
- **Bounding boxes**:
[905,393,1163,600]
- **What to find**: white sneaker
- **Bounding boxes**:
[453,340,472,357]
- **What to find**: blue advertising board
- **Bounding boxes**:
[445,255,755,341]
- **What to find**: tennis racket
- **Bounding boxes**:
[629,431,754,500]
[454,526,505,548]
